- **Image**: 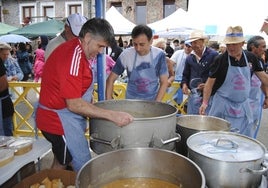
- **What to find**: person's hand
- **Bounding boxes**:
[199,102,208,115]
[182,84,190,95]
[11,76,19,81]
[263,97,268,109]
[112,111,134,127]
[197,83,205,91]
[167,80,172,87]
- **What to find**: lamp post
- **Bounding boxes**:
[95,0,106,101]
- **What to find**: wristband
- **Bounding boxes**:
[202,100,208,106]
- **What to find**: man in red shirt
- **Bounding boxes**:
[36,18,133,172]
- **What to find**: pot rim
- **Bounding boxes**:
[92,99,178,120]
[176,115,231,129]
[76,148,206,187]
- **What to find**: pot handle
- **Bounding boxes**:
[230,127,240,133]
[207,138,238,153]
[215,138,238,148]
[241,163,268,175]
[160,133,181,145]
[90,135,120,149]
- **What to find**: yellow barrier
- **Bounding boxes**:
[93,82,127,102]
[9,81,188,137]
[9,81,40,137]
[161,82,188,114]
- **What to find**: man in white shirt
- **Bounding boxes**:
[170,41,192,104]
[170,41,192,81]
[45,13,87,61]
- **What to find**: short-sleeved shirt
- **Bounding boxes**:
[36,38,93,135]
[0,60,14,118]
[4,57,24,81]
[91,55,115,82]
[209,50,264,95]
[44,34,66,61]
[112,46,168,78]
[170,49,188,81]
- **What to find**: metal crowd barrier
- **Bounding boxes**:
[9,81,188,137]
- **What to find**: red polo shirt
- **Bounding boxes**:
[36,38,93,135]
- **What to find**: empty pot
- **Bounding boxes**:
[176,115,230,156]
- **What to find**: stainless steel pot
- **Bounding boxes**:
[76,148,206,188]
[90,100,179,154]
[176,115,231,156]
[187,131,268,188]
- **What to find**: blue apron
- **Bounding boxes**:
[39,66,94,171]
[209,51,254,137]
[249,72,262,138]
[187,89,203,114]
[126,50,158,100]
[187,78,207,114]
[0,95,10,135]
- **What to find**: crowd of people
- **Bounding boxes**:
[1,13,268,173]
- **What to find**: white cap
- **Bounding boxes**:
[0,42,11,50]
[66,13,87,36]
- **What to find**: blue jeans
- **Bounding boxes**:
[3,116,13,136]
[175,88,183,104]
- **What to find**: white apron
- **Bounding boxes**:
[209,52,254,137]
[38,67,94,171]
[187,77,212,114]
[126,50,159,100]
[249,70,263,138]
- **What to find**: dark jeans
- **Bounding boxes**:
[3,116,13,136]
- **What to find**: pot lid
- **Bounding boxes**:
[187,131,266,162]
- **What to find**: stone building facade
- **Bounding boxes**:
[0,0,188,27]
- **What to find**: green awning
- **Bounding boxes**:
[9,19,64,38]
[0,22,18,36]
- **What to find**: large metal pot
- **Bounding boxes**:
[187,131,268,188]
[90,100,179,154]
[76,148,206,188]
[176,115,231,156]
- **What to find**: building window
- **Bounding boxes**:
[69,4,82,14]
[43,6,54,20]
[136,2,146,24]
[19,3,36,26]
[22,6,34,19]
[163,0,176,17]
[65,1,83,16]
[40,2,55,21]
[111,2,122,14]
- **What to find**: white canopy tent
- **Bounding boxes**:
[106,6,136,35]
[147,8,199,37]
[187,0,268,36]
